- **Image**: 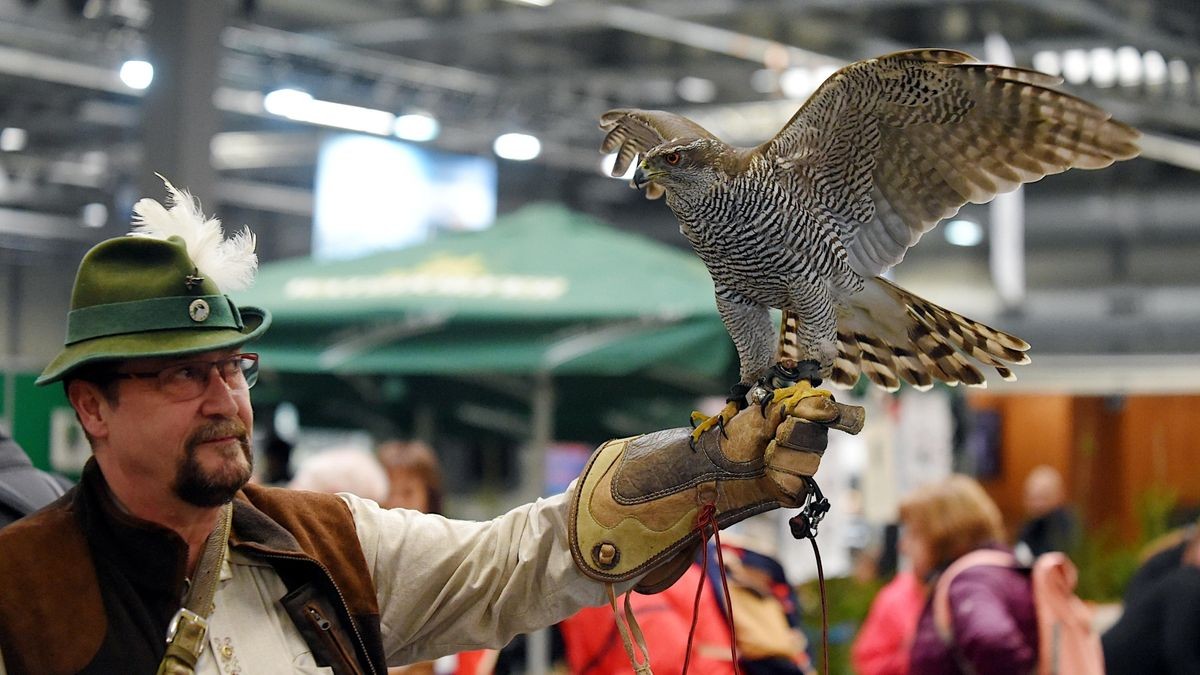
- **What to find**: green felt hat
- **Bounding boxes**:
[37,234,271,385]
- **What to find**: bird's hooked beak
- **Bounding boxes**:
[631,161,666,199]
[632,164,652,189]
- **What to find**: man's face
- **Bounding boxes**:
[90,348,255,508]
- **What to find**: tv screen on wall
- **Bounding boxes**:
[313,134,497,260]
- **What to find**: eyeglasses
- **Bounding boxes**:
[110,353,260,402]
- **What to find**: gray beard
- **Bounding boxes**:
[173,418,253,508]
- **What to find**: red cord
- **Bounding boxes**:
[711,529,740,671]
[682,501,741,675]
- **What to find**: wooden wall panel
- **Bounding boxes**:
[1072,398,1124,536]
[1116,396,1200,538]
[965,394,1200,543]
[969,394,1074,532]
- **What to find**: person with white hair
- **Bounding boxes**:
[288,446,390,504]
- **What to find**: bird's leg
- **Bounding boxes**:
[690,382,751,447]
[765,360,834,416]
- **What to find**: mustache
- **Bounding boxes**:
[187,418,249,448]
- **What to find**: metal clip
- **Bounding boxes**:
[789,476,831,540]
[164,607,209,659]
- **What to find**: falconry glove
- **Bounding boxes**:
[569,395,863,594]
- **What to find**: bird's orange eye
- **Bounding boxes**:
[664,152,682,165]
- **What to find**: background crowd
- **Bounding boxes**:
[5,415,1196,675]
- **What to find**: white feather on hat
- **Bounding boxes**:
[130,174,258,293]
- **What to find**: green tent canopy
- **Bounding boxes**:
[236,203,732,380]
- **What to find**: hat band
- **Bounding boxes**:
[65,295,245,345]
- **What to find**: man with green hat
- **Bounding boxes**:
[0,179,856,674]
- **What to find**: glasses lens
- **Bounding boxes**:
[158,355,259,401]
[160,362,211,401]
[239,354,259,389]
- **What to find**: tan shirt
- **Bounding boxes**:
[2,489,610,674]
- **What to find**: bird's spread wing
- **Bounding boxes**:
[762,49,1141,276]
[599,109,721,199]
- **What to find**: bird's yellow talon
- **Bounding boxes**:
[772,380,833,413]
[690,401,740,443]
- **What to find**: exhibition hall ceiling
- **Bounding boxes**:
[1,0,1198,356]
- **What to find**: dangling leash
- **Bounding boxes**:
[790,477,831,675]
[687,479,833,675]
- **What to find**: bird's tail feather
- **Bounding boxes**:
[828,277,1030,391]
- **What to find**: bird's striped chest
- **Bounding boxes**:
[670,172,822,296]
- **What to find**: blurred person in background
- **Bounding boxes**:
[560,561,737,675]
[1015,465,1080,561]
[1101,519,1200,674]
[288,445,389,504]
[0,424,72,529]
[378,439,443,514]
[0,180,838,673]
[903,475,1038,675]
[560,538,814,675]
[850,566,925,675]
[709,539,815,675]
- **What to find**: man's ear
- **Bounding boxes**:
[67,380,111,442]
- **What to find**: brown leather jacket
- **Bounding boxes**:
[0,459,386,674]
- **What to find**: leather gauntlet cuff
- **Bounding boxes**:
[569,398,859,593]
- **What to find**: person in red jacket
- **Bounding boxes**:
[560,562,737,674]
[850,569,926,675]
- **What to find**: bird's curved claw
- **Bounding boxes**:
[759,395,773,419]
[689,401,741,449]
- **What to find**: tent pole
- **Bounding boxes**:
[525,371,555,501]
[413,403,436,448]
[525,371,555,675]
[2,263,20,434]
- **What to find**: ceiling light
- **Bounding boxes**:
[119,59,154,90]
[813,65,838,82]
[1061,49,1089,85]
[505,0,555,6]
[264,88,395,135]
[601,153,636,180]
[1032,51,1061,77]
[1168,59,1190,86]
[80,202,108,228]
[1089,48,1116,87]
[944,219,983,247]
[0,127,27,152]
[1143,50,1167,85]
[779,67,815,99]
[1115,46,1143,87]
[393,113,440,142]
[750,69,778,94]
[263,88,312,115]
[493,132,541,161]
[676,76,716,103]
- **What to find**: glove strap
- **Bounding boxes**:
[607,584,653,675]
